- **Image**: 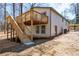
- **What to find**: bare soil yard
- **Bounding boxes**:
[0,31,79,56]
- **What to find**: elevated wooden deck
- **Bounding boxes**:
[16,10,48,26]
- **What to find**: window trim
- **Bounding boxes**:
[41,25,46,34]
[36,26,40,34]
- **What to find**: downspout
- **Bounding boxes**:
[50,8,51,39]
[62,18,64,34]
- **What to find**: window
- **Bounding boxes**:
[62,19,63,22]
[43,12,46,15]
[41,25,46,34]
[36,26,40,34]
[41,12,46,15]
[55,25,57,35]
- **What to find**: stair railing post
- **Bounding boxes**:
[7,17,9,40]
[30,8,33,41]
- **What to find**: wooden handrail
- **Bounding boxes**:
[6,16,31,40]
[16,17,32,34]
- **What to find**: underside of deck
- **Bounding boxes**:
[24,19,48,26]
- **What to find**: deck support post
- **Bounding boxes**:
[10,25,12,41]
[30,9,33,41]
[7,22,9,40]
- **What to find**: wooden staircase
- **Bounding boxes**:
[6,16,31,43]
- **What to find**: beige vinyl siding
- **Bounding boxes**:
[33,8,51,37]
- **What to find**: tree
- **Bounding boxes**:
[70,3,76,14]
[61,3,76,21]
[70,3,77,23]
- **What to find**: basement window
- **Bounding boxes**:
[36,26,40,34]
[41,25,46,34]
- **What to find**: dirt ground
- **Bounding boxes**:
[0,31,79,56]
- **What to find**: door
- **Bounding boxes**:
[55,25,57,36]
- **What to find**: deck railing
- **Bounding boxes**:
[16,10,48,24]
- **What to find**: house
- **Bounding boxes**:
[6,7,69,43]
[32,7,69,38]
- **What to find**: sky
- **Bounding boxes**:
[0,3,75,21]
[49,3,75,20]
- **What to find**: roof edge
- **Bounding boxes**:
[33,7,69,22]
